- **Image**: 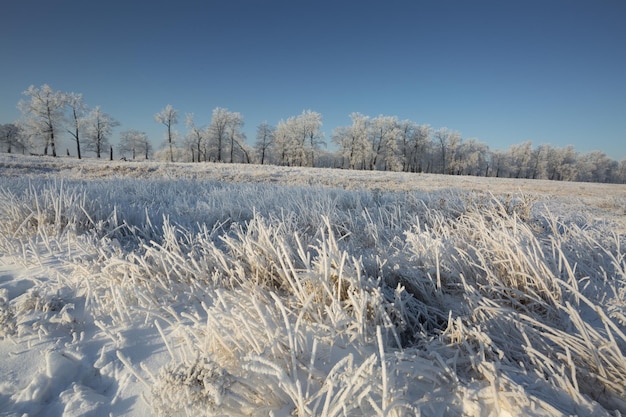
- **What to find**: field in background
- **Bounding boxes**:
[2,153,626,197]
[0,154,625,416]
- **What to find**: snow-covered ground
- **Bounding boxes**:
[0,153,625,416]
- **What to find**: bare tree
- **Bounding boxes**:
[0,123,27,154]
[84,107,119,158]
[65,92,86,159]
[206,108,245,163]
[207,107,231,162]
[154,105,178,162]
[184,113,205,162]
[119,129,150,160]
[18,84,66,156]
[255,122,275,165]
[226,112,245,163]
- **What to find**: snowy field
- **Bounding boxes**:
[0,153,625,416]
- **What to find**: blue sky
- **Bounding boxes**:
[2,0,625,160]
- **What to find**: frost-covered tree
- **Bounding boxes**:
[207,107,243,163]
[335,114,432,172]
[455,138,489,176]
[433,128,448,174]
[18,84,67,156]
[226,112,246,163]
[315,148,342,168]
[433,128,461,174]
[367,115,400,170]
[274,110,324,167]
[84,107,119,158]
[526,145,545,180]
[184,113,205,162]
[0,123,27,154]
[409,124,432,173]
[255,122,275,165]
[446,131,462,175]
[154,105,178,162]
[119,129,151,160]
[506,141,533,178]
[395,120,435,173]
[544,145,578,181]
[488,149,508,178]
[300,110,325,166]
[575,150,615,183]
[397,119,417,172]
[617,159,626,184]
[331,126,351,169]
[333,113,370,170]
[65,92,86,159]
[273,120,292,166]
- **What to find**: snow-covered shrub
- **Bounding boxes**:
[5,284,81,340]
[151,358,236,417]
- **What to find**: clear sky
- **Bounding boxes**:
[2,0,625,160]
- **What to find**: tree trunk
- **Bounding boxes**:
[74,132,81,159]
[73,109,82,159]
[217,137,221,162]
[50,130,57,157]
[230,135,234,163]
[168,123,173,162]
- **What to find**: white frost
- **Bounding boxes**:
[0,154,624,416]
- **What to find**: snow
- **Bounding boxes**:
[0,153,625,416]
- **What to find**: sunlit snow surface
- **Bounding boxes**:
[0,154,625,416]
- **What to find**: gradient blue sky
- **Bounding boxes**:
[2,0,625,160]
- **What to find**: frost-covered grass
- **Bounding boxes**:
[0,154,625,416]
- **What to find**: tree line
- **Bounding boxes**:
[2,85,120,159]
[2,84,625,184]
